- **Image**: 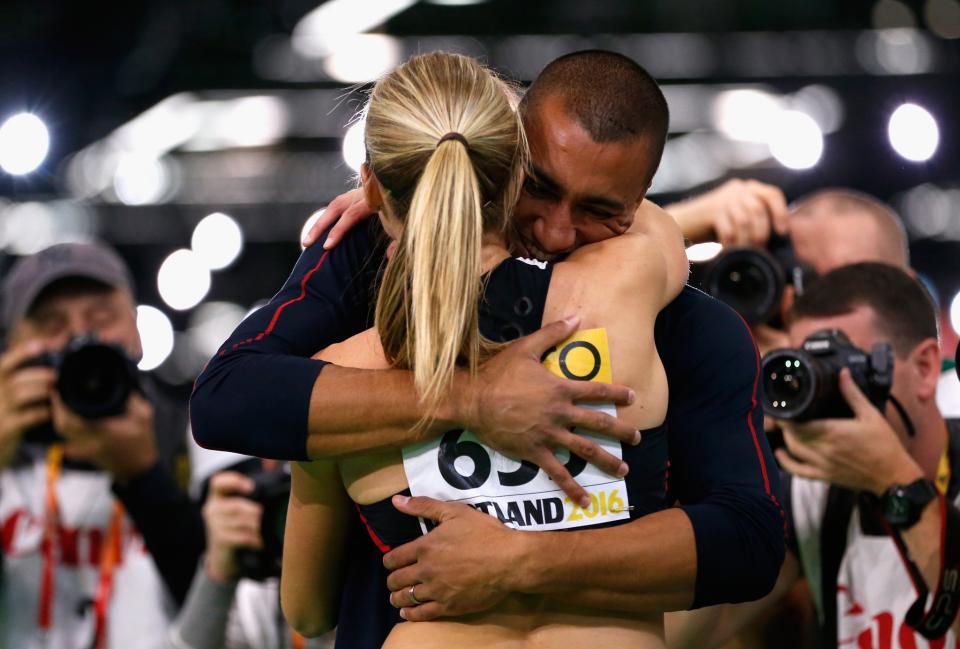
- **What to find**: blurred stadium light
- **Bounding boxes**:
[888,103,940,162]
[0,113,50,176]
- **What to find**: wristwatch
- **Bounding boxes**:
[880,478,938,529]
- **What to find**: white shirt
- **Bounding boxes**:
[1,446,174,649]
[791,476,959,648]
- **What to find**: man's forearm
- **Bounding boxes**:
[306,365,463,459]
[508,508,696,613]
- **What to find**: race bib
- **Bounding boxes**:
[402,328,630,532]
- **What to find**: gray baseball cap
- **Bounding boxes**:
[1,242,135,331]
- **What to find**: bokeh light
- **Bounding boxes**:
[136,305,175,371]
[191,212,244,270]
[0,113,50,175]
[157,249,212,311]
[888,103,939,162]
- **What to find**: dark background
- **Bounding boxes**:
[1,0,958,384]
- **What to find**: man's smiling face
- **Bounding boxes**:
[512,95,656,260]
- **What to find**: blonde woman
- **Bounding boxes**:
[281,51,688,649]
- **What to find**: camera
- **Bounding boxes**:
[698,234,817,325]
[762,329,893,422]
[20,334,141,443]
[235,468,291,581]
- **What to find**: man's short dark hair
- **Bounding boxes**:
[521,50,669,175]
[789,262,938,356]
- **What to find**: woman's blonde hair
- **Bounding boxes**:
[365,51,526,412]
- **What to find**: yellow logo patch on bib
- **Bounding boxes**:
[402,328,631,532]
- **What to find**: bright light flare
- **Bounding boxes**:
[301,208,326,249]
[323,34,400,82]
[769,110,824,170]
[711,89,782,143]
[157,249,212,311]
[136,305,175,371]
[888,103,939,162]
[0,113,50,175]
[342,120,366,173]
[293,0,418,58]
[191,212,244,270]
[114,154,169,205]
[951,291,960,337]
[686,242,723,263]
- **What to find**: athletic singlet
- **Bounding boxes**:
[354,256,670,552]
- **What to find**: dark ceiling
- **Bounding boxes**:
[0,0,922,197]
[1,0,958,362]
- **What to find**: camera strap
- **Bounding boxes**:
[38,444,125,649]
[889,395,918,439]
[879,440,960,639]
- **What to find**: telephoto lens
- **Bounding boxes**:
[19,334,141,443]
[55,336,139,419]
[761,329,893,421]
[698,233,815,325]
[702,247,785,325]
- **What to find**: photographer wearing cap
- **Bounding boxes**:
[168,465,331,649]
[669,262,960,648]
[0,242,204,649]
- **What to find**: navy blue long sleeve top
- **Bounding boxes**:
[190,220,784,610]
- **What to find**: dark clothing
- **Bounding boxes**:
[113,378,204,608]
[653,287,784,606]
[354,255,670,550]
[190,222,784,644]
[192,221,385,461]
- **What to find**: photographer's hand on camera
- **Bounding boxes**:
[775,368,923,496]
[202,472,263,583]
[50,390,159,485]
[668,178,790,247]
[0,341,55,467]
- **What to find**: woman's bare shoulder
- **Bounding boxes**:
[312,328,390,370]
[558,200,688,306]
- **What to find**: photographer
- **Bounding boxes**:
[0,243,205,648]
[681,184,909,354]
[669,262,960,648]
[167,467,332,649]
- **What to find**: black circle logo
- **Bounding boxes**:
[558,341,601,382]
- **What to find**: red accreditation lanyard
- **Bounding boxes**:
[38,445,125,649]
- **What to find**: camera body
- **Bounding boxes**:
[762,329,893,422]
[699,233,817,325]
[235,469,291,581]
[20,334,141,443]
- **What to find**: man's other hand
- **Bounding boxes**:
[458,316,639,509]
[0,341,55,466]
[51,391,159,484]
[301,188,373,249]
[775,368,924,495]
[203,471,263,583]
[669,179,789,248]
[384,495,517,620]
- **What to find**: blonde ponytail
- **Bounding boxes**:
[367,52,526,414]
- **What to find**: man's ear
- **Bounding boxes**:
[360,163,384,212]
[907,338,942,402]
